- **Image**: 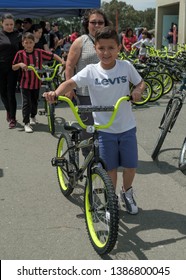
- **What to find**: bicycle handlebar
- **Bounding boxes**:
[57,95,131,130]
[27,64,62,82]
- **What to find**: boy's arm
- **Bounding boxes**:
[12,63,27,71]
[131,80,146,102]
[43,78,77,103]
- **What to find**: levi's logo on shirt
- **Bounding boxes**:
[95,76,127,86]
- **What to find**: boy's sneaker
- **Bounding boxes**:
[24,123,33,133]
[9,119,17,129]
[30,117,37,125]
[120,187,138,215]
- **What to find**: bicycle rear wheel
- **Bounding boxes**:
[179,137,186,171]
[84,167,119,255]
[151,98,180,160]
[56,132,76,196]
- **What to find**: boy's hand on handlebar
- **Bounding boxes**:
[43,91,57,103]
[20,63,28,71]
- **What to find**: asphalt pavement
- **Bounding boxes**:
[0,91,186,260]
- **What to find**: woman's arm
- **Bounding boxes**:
[65,37,82,80]
[65,36,82,99]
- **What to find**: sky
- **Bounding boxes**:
[101,0,156,11]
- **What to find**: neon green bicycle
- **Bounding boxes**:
[28,64,62,135]
[51,96,133,255]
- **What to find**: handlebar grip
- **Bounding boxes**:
[78,105,115,113]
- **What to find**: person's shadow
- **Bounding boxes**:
[102,208,186,260]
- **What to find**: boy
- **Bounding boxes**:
[12,32,63,133]
[43,27,146,214]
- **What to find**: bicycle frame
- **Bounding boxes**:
[53,95,131,182]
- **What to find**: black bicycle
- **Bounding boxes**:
[50,96,133,255]
[151,72,186,160]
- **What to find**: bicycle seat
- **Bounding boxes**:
[64,121,82,133]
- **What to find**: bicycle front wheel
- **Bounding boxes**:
[56,132,76,196]
[47,102,55,135]
[151,98,180,160]
[84,167,119,255]
[179,137,186,171]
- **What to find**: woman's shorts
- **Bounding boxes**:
[98,127,138,171]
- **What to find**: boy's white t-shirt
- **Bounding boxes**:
[72,59,142,133]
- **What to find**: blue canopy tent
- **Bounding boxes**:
[0,0,101,18]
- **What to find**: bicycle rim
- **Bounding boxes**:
[156,72,174,95]
[84,167,119,255]
[179,138,186,171]
[151,99,180,160]
[147,77,164,102]
[133,80,152,106]
[56,133,75,196]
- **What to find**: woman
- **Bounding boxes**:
[65,9,110,156]
[132,31,152,63]
[0,13,22,128]
[122,27,137,56]
[32,24,50,51]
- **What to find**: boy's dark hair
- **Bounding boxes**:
[22,32,35,42]
[95,27,120,45]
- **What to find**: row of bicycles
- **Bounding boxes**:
[120,45,186,172]
[27,44,186,256]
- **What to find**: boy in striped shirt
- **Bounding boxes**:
[12,32,63,133]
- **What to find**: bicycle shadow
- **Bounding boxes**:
[136,159,178,175]
[148,147,182,174]
[103,208,186,260]
[0,168,3,178]
[66,184,85,218]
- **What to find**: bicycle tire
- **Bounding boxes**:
[84,167,119,255]
[47,103,55,135]
[151,98,180,160]
[47,82,56,135]
[146,77,164,102]
[179,137,186,171]
[56,132,76,196]
[156,72,174,95]
[132,80,152,106]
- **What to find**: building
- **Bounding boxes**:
[156,0,186,48]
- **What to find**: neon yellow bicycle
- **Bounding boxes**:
[51,95,132,255]
[28,64,62,135]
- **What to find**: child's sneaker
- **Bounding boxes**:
[24,123,33,133]
[120,187,138,215]
[30,117,37,125]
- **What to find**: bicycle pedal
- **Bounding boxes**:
[51,157,66,167]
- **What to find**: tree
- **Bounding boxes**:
[101,0,155,32]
